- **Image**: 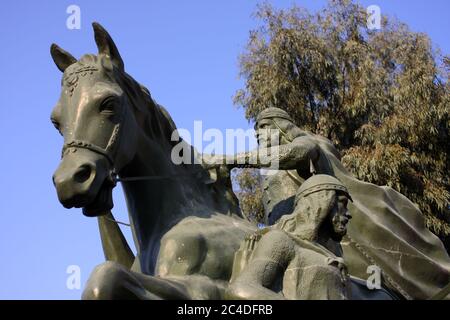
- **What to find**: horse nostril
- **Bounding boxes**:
[73,164,94,183]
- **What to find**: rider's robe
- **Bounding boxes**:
[254,132,450,299]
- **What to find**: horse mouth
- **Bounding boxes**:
[82,180,113,217]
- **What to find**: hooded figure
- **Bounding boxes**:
[228,107,450,300]
[227,174,354,300]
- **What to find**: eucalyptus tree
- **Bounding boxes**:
[233,0,449,249]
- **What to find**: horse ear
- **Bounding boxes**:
[50,43,77,72]
[92,22,124,71]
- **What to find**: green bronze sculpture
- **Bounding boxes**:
[49,23,449,300]
[227,107,450,300]
[50,22,256,299]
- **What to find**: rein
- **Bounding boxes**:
[114,172,205,183]
[105,172,209,228]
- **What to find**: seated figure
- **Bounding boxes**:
[226,174,354,300]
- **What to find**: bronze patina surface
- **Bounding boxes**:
[50,24,450,300]
[51,22,254,299]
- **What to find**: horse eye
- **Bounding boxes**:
[99,96,117,116]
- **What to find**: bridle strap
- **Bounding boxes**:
[62,140,114,165]
[61,102,127,168]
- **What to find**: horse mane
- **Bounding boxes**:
[118,75,178,147]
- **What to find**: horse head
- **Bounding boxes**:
[50,23,152,217]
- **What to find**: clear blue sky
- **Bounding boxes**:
[0,0,448,299]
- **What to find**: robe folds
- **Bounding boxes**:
[263,133,450,300]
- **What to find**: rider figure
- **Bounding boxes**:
[225,107,450,300]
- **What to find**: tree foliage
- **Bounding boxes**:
[232,168,265,223]
[233,0,450,246]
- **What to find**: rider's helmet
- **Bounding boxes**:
[255,107,294,129]
[295,174,353,204]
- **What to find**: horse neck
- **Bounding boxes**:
[118,128,212,267]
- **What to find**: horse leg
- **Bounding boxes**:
[82,261,191,300]
[97,212,135,268]
[156,229,207,277]
[152,217,253,299]
[154,231,227,299]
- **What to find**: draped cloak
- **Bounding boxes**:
[261,133,450,300]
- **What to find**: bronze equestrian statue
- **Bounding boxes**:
[50,22,255,299]
[50,23,450,299]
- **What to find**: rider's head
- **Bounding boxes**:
[255,107,305,147]
[276,174,352,242]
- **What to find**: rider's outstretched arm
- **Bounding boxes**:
[226,136,319,170]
